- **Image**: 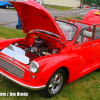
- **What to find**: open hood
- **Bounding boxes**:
[10,0,64,38]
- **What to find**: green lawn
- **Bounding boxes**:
[9,8,16,11]
[58,16,83,21]
[9,5,72,11]
[0,70,100,100]
[44,5,72,10]
[0,27,25,39]
[0,27,100,100]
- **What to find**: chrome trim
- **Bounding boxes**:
[0,54,30,71]
[0,57,25,79]
[0,71,46,90]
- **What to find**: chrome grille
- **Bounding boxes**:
[0,57,24,79]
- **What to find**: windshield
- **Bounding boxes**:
[56,20,78,41]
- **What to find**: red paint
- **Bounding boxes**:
[0,0,100,95]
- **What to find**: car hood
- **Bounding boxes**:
[10,0,64,38]
[82,10,100,25]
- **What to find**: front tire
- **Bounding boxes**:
[95,68,100,71]
[40,68,66,98]
[5,4,9,9]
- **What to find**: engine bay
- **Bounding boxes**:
[1,32,62,64]
[18,32,62,57]
[23,36,61,57]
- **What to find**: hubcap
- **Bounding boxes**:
[6,5,8,9]
[48,73,63,94]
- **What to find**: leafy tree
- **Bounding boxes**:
[82,0,100,5]
[96,0,100,5]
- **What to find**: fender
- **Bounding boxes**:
[0,38,24,50]
[30,53,85,85]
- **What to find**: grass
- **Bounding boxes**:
[9,8,16,11]
[9,5,72,11]
[0,27,25,39]
[58,16,83,21]
[67,16,83,21]
[44,5,72,10]
[0,26,100,99]
[0,70,100,100]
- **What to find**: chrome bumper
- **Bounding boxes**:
[0,71,46,90]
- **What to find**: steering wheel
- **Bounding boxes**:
[67,34,74,37]
[64,33,74,37]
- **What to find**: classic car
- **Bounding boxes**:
[0,0,15,9]
[0,0,100,98]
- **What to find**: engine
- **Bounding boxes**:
[25,38,48,56]
[17,37,61,57]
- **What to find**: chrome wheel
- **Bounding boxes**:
[40,68,65,98]
[5,4,9,9]
[48,73,63,94]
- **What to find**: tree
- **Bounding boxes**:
[83,0,100,5]
[96,0,100,5]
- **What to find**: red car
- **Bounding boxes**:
[85,6,91,9]
[0,0,100,98]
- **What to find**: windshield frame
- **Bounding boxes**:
[55,19,78,41]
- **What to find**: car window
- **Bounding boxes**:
[95,25,100,40]
[75,26,93,43]
[55,20,78,41]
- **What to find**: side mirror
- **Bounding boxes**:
[76,41,82,48]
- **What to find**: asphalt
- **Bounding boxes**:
[0,7,91,29]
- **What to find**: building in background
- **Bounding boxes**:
[36,0,81,7]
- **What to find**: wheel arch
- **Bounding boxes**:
[59,66,69,82]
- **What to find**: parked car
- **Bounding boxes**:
[90,7,96,9]
[0,0,15,9]
[85,6,91,9]
[97,7,100,10]
[0,0,100,98]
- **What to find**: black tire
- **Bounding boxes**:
[5,4,9,9]
[40,68,66,98]
[95,68,100,71]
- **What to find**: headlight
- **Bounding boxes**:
[30,61,39,73]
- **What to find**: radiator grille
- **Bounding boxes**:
[0,57,24,79]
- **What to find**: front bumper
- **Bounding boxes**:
[0,70,46,90]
